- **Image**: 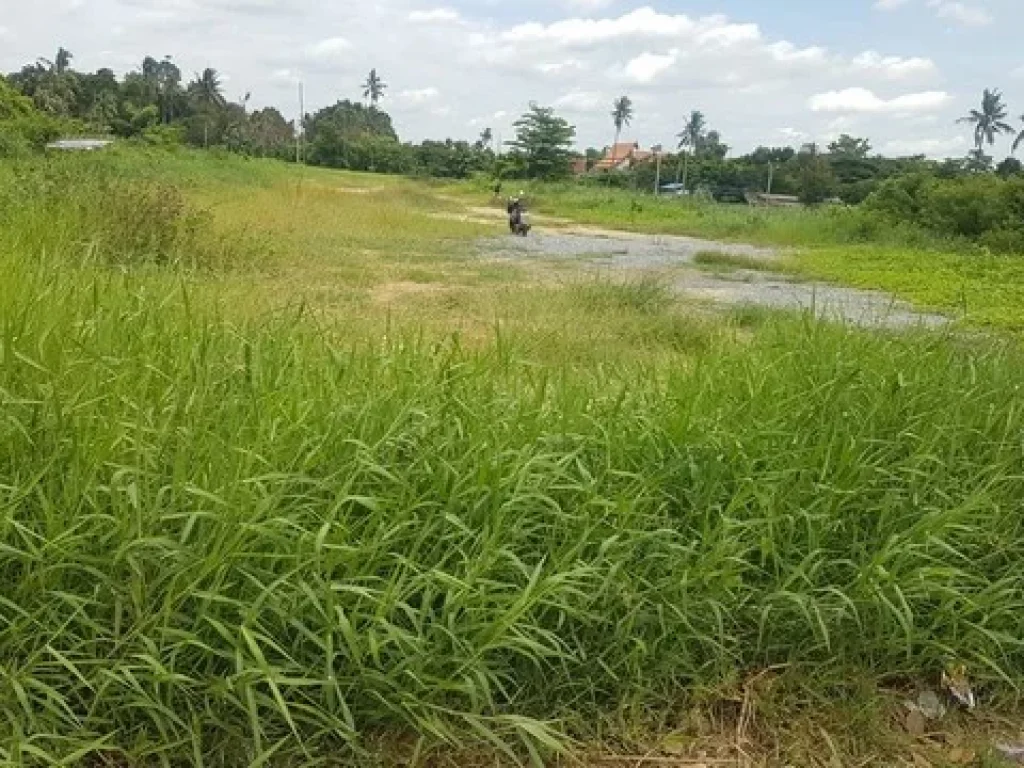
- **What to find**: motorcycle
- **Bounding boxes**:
[510,212,532,237]
[507,199,531,237]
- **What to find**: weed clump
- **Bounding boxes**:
[0,156,260,269]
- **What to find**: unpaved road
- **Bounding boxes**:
[481,230,949,329]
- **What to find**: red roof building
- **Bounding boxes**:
[594,142,652,171]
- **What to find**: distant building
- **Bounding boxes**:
[594,141,652,172]
[45,139,113,152]
[570,156,589,175]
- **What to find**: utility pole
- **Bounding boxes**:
[296,81,305,164]
[766,161,774,196]
[652,144,663,195]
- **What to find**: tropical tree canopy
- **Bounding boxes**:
[828,134,872,159]
[959,88,1013,150]
[612,95,633,138]
[1013,115,1024,154]
[506,103,577,180]
[188,68,226,110]
[677,110,707,155]
[362,69,387,106]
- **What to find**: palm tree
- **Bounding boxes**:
[676,110,707,187]
[476,127,493,152]
[611,95,634,155]
[958,89,1013,151]
[363,69,387,107]
[155,57,182,124]
[1013,116,1024,154]
[54,47,73,75]
[189,68,226,110]
[187,68,226,149]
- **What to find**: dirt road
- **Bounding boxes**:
[480,229,948,329]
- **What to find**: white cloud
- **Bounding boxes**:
[408,8,461,23]
[562,0,614,10]
[927,0,993,26]
[395,87,440,106]
[270,68,300,83]
[851,51,936,79]
[500,7,701,46]
[536,59,587,75]
[623,50,678,84]
[874,0,911,8]
[809,87,950,114]
[767,41,827,64]
[780,127,809,142]
[304,37,351,62]
[554,90,606,112]
[881,136,967,157]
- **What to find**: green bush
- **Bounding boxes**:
[0,75,78,154]
[866,173,1024,253]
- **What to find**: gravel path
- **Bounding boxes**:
[481,230,948,329]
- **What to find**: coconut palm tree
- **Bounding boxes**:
[611,95,634,156]
[189,68,226,110]
[958,89,1013,151]
[1013,116,1024,154]
[676,110,707,187]
[363,69,387,107]
[476,127,493,152]
[54,47,73,75]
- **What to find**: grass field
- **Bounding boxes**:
[3,149,1024,767]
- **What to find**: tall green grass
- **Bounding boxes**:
[3,154,1024,765]
[4,254,1024,764]
[0,153,264,271]
[460,180,943,250]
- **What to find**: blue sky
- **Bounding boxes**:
[3,0,1022,157]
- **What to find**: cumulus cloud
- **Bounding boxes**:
[881,136,967,156]
[876,0,993,27]
[780,127,810,142]
[395,87,441,106]
[809,87,950,113]
[850,51,936,79]
[408,8,461,23]
[562,0,615,10]
[536,59,588,75]
[554,91,606,112]
[304,37,351,63]
[927,0,993,26]
[623,50,678,84]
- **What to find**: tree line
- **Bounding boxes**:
[5,47,1024,204]
[0,49,502,178]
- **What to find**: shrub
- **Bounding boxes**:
[0,75,66,154]
[865,173,1024,253]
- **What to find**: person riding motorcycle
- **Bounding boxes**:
[507,192,526,234]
